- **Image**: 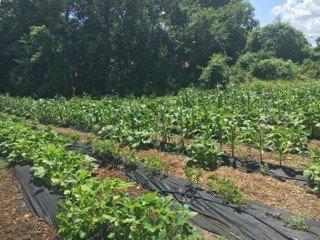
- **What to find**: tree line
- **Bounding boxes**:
[0,0,319,97]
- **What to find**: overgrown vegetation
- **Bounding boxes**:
[0,1,319,97]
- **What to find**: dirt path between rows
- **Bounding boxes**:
[0,161,58,240]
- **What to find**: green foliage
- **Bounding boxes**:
[142,156,170,175]
[259,163,270,173]
[299,59,320,80]
[206,175,245,205]
[97,139,120,159]
[198,54,230,88]
[304,148,320,191]
[187,135,222,167]
[246,22,311,62]
[121,150,139,166]
[0,0,257,96]
[0,119,93,192]
[285,216,309,231]
[58,179,201,240]
[0,116,202,239]
[252,58,298,80]
[184,166,204,187]
[223,118,243,158]
[0,161,5,170]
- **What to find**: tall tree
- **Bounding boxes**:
[246,21,311,62]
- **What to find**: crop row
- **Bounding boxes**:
[0,115,203,240]
[1,80,320,185]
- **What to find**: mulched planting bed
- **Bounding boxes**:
[137,149,320,221]
[42,124,320,220]
[0,164,58,240]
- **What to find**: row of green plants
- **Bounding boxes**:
[94,137,245,206]
[0,116,203,240]
[1,80,320,186]
[304,148,320,191]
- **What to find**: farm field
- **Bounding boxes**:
[1,0,320,239]
[1,80,320,239]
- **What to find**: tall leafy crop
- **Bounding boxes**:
[1,80,320,169]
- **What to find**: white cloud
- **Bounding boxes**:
[272,0,320,44]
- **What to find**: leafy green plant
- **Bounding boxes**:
[0,116,203,240]
[304,148,320,191]
[285,216,309,231]
[270,127,294,166]
[249,123,271,163]
[0,161,5,170]
[186,135,222,168]
[184,166,204,187]
[121,150,139,166]
[206,175,245,205]
[97,139,120,159]
[142,156,170,175]
[58,179,201,240]
[223,118,242,158]
[259,162,270,173]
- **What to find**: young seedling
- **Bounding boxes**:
[142,156,170,175]
[285,216,309,231]
[250,123,271,163]
[304,147,320,191]
[271,129,292,166]
[206,174,245,205]
[184,166,204,189]
[259,162,270,173]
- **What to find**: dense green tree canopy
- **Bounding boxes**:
[0,0,257,96]
[246,22,311,63]
[0,0,315,96]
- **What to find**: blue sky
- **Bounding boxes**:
[249,0,320,43]
[250,0,284,26]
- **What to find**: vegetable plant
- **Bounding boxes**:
[186,135,222,168]
[184,166,204,188]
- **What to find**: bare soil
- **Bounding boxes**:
[0,164,58,240]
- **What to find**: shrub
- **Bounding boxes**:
[198,54,230,88]
[299,59,320,79]
[235,51,272,72]
[252,57,298,80]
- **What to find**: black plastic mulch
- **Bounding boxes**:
[12,143,320,240]
[13,165,64,227]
